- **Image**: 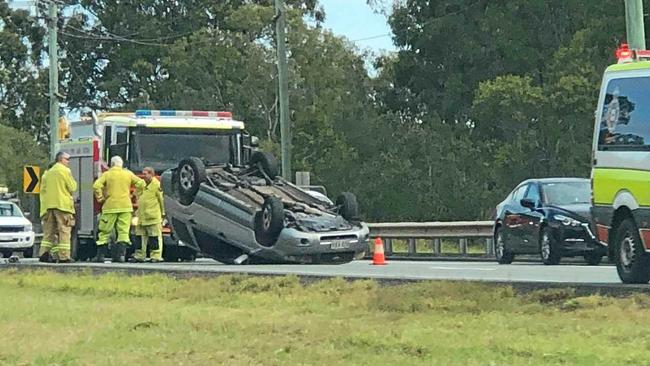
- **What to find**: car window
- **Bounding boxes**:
[525,184,541,204]
[542,182,590,205]
[0,203,22,217]
[511,185,527,204]
[598,76,650,150]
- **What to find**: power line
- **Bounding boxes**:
[351,33,392,42]
[59,27,225,48]
[64,23,195,43]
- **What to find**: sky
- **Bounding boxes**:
[318,0,396,53]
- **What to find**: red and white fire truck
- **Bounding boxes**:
[57,109,255,261]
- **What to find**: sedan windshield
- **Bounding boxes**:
[133,129,236,172]
[0,203,22,217]
[542,182,590,206]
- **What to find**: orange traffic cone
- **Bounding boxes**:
[372,237,387,265]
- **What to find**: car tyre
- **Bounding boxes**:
[336,192,359,221]
[250,151,279,178]
[540,227,561,265]
[615,218,650,284]
[495,228,514,264]
[583,252,603,266]
[255,197,284,247]
[177,157,207,205]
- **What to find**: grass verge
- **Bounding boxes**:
[0,269,648,365]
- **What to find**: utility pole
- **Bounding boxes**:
[274,0,291,181]
[625,0,646,50]
[48,1,59,159]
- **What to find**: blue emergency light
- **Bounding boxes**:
[135,109,233,118]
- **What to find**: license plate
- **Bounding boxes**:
[330,240,350,250]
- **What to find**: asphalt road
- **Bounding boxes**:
[5,258,622,284]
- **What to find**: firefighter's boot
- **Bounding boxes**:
[93,245,108,263]
[112,242,127,263]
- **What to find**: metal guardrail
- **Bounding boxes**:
[367,221,495,259]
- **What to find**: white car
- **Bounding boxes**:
[0,201,35,258]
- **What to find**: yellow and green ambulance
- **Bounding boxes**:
[592,44,650,283]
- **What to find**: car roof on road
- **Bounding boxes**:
[519,177,589,186]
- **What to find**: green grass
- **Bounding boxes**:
[0,270,649,365]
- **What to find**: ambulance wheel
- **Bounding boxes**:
[251,151,279,178]
[615,218,650,283]
[177,157,207,205]
[255,197,284,247]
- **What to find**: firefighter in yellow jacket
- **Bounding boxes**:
[92,156,145,262]
[38,162,57,262]
[40,152,77,263]
[132,167,165,262]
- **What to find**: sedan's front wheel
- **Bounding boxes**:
[540,227,561,265]
[495,229,514,264]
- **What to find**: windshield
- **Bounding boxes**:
[0,203,22,217]
[541,182,590,206]
[132,129,237,172]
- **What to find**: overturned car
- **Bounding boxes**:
[161,152,369,264]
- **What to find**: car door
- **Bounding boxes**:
[519,184,545,253]
[502,184,528,252]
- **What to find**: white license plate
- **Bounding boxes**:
[330,240,350,250]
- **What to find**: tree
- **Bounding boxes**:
[0,3,48,141]
[0,124,47,192]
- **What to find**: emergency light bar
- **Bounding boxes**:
[616,43,650,63]
[135,110,233,118]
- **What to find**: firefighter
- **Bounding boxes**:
[40,152,77,263]
[38,162,57,262]
[92,156,145,263]
[132,167,165,263]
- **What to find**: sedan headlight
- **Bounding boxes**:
[553,214,581,227]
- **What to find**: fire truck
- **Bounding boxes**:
[57,109,254,261]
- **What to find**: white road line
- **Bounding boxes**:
[429,266,497,271]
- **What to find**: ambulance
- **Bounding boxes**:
[591,44,650,283]
[57,109,255,261]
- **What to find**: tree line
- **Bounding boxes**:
[0,0,637,221]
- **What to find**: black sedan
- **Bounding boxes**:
[493,178,605,265]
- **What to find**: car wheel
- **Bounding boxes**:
[23,247,33,258]
[76,239,96,262]
[540,227,561,265]
[177,157,207,205]
[495,228,514,264]
[163,246,180,262]
[583,252,603,266]
[336,192,359,221]
[179,247,197,261]
[615,218,650,284]
[250,151,279,178]
[254,197,284,247]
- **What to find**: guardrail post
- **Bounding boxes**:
[460,238,468,256]
[407,238,416,256]
[486,238,494,257]
[433,239,441,256]
[384,238,393,256]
